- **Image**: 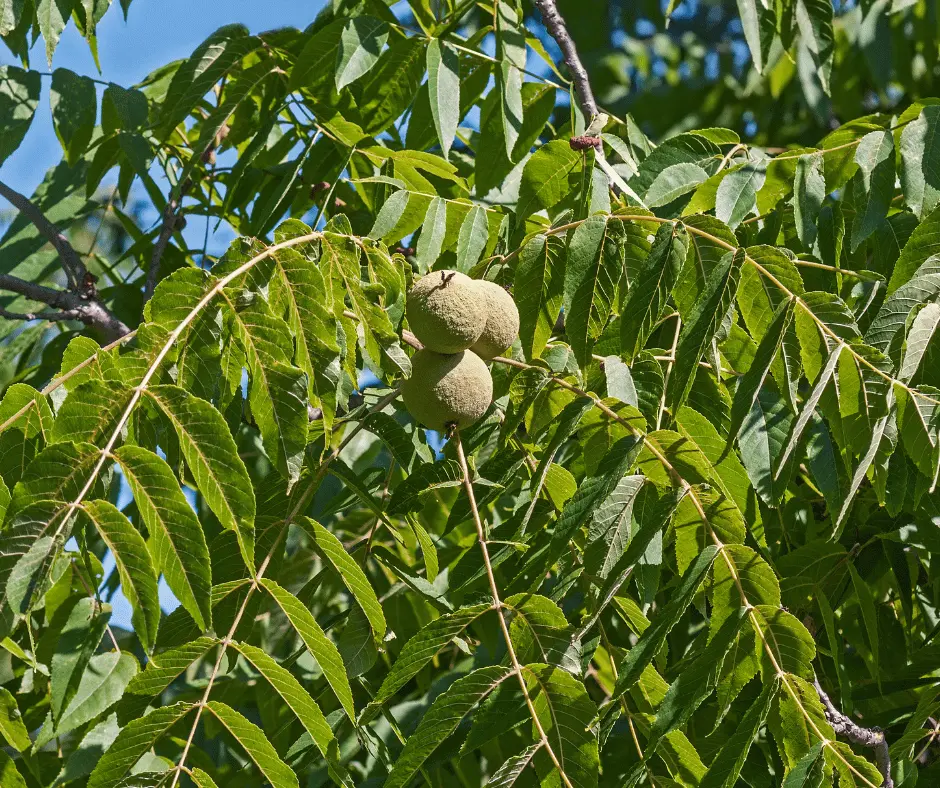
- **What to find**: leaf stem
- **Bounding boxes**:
[454,432,576,788]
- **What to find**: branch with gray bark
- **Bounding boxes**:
[0,179,130,340]
[0,273,129,339]
[814,679,894,787]
[531,0,643,203]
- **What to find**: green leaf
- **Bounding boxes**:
[518,436,644,584]
[715,159,765,228]
[426,38,460,159]
[230,642,352,787]
[270,234,340,435]
[157,25,256,139]
[775,343,842,482]
[8,441,101,516]
[145,385,256,567]
[645,162,709,207]
[49,652,138,740]
[51,379,133,446]
[0,751,24,788]
[699,677,778,787]
[0,66,40,166]
[667,247,744,414]
[455,204,489,273]
[710,545,780,636]
[648,608,748,752]
[736,0,775,73]
[516,140,581,222]
[728,297,795,448]
[365,603,490,718]
[356,36,425,136]
[50,68,97,166]
[416,196,447,272]
[795,0,834,93]
[584,473,646,587]
[499,61,523,160]
[114,445,212,632]
[37,0,71,64]
[792,152,825,248]
[751,606,816,680]
[335,16,388,91]
[261,578,355,723]
[220,291,308,485]
[476,82,555,195]
[369,189,411,241]
[781,741,826,787]
[848,563,880,684]
[525,663,599,788]
[485,742,542,787]
[896,385,940,487]
[505,594,580,674]
[205,700,299,788]
[850,130,895,250]
[611,546,719,701]
[190,769,220,788]
[78,500,160,653]
[899,301,940,382]
[118,637,218,721]
[886,206,940,295]
[620,222,689,360]
[900,104,940,219]
[51,598,112,723]
[563,215,621,368]
[298,517,387,643]
[515,233,565,360]
[0,687,30,751]
[384,665,514,788]
[868,254,940,353]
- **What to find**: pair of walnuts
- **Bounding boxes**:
[401,270,520,432]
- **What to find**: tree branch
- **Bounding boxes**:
[814,679,894,788]
[531,0,644,203]
[145,192,182,299]
[0,273,129,340]
[0,178,89,291]
[0,179,131,339]
[0,306,80,322]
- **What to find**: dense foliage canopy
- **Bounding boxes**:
[3,0,940,786]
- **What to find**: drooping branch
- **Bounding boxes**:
[0,180,131,339]
[0,273,130,339]
[814,679,894,788]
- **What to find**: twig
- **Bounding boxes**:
[0,273,129,340]
[145,193,182,299]
[0,307,80,322]
[0,181,129,339]
[0,179,88,291]
[454,432,576,788]
[814,680,894,787]
[531,0,642,203]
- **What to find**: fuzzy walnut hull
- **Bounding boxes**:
[401,348,493,431]
[406,270,487,353]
